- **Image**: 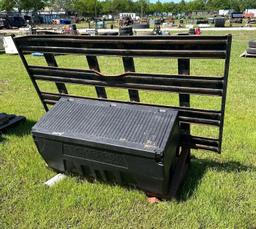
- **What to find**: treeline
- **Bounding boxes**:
[1,0,256,15]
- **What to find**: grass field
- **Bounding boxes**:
[0,31,256,228]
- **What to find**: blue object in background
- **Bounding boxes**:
[60,19,71,24]
[41,15,59,24]
[32,52,44,56]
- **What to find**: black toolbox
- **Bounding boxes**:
[32,97,180,196]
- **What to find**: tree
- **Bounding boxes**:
[19,0,48,11]
[155,0,163,14]
[0,0,16,11]
[48,0,76,11]
[73,0,100,16]
[112,0,134,13]
[101,0,113,14]
[148,0,163,15]
[177,0,187,13]
[139,0,149,17]
[2,0,256,16]
[206,0,229,10]
[186,0,205,12]
[162,2,178,14]
[0,0,48,11]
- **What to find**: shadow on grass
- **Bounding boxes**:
[2,119,254,202]
[67,156,256,202]
[0,119,36,143]
[178,157,256,201]
[46,155,256,202]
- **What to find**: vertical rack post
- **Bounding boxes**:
[44,53,68,94]
[178,58,191,155]
[86,56,107,99]
[122,57,140,102]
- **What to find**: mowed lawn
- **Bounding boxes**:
[0,31,256,228]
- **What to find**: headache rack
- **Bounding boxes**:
[13,34,232,198]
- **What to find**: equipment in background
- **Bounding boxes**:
[230,12,244,24]
[119,16,134,36]
[195,27,201,35]
[240,40,256,58]
[119,26,133,36]
[153,19,162,35]
[95,20,106,30]
[63,24,79,35]
[214,17,225,27]
[0,13,26,29]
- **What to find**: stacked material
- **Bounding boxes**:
[2,36,18,54]
[0,113,25,133]
[119,26,133,35]
[0,36,4,52]
[132,23,149,29]
[241,40,256,57]
[215,17,225,27]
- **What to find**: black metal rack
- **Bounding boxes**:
[14,34,232,198]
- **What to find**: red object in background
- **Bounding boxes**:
[244,13,254,18]
[195,27,201,35]
[147,197,161,203]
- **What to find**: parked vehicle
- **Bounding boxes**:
[230,12,244,23]
[0,13,26,29]
[248,19,256,24]
[0,18,5,29]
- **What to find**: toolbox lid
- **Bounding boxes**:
[32,98,178,159]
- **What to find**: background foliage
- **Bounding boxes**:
[1,0,256,15]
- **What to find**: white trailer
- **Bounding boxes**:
[119,13,136,20]
[244,9,256,17]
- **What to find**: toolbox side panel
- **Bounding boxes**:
[163,118,181,193]
[33,135,176,195]
[33,136,65,172]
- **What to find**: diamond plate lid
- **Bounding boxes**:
[32,98,178,158]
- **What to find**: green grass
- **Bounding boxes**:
[0,31,256,228]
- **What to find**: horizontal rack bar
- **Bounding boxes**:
[181,135,220,152]
[30,66,224,96]
[21,46,227,59]
[15,34,231,41]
